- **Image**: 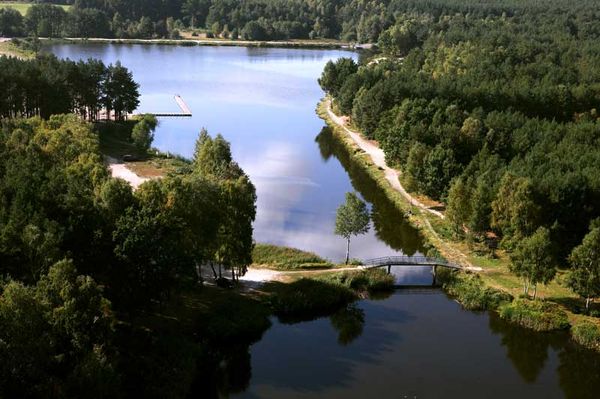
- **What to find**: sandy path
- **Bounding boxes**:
[105,156,149,189]
[239,266,364,283]
[325,99,444,219]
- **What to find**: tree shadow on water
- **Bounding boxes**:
[488,312,565,383]
[315,126,425,256]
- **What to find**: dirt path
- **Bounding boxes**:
[105,156,149,189]
[325,99,444,219]
[240,266,363,283]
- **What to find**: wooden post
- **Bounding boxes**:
[432,265,437,286]
[387,265,391,275]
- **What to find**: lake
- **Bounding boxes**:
[46,43,600,398]
[47,43,424,265]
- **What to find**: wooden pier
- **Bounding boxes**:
[133,95,192,117]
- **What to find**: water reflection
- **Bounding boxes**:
[315,127,425,256]
[330,304,366,346]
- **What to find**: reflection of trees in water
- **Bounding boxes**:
[330,304,366,346]
[316,127,425,256]
[488,313,564,383]
[558,341,600,399]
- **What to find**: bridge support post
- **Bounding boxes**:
[387,265,391,275]
[432,265,437,286]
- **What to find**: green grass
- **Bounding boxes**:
[95,120,190,177]
[0,2,70,15]
[0,40,34,58]
[252,243,333,270]
[318,269,396,294]
[571,321,600,351]
[440,269,513,311]
[263,278,356,322]
[499,298,570,331]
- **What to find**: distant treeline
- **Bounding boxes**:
[0,54,139,120]
[2,0,598,41]
[320,1,600,264]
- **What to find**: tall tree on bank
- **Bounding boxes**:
[509,227,557,298]
[335,192,370,264]
[567,220,600,311]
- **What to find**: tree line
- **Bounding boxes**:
[320,0,600,309]
[0,54,139,120]
[0,114,257,396]
[3,0,597,41]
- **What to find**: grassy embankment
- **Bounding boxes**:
[0,39,35,58]
[0,2,70,15]
[96,119,190,177]
[251,243,334,270]
[317,99,600,348]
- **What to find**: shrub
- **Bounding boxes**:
[441,271,512,311]
[264,279,355,322]
[571,321,600,351]
[320,269,395,294]
[499,299,570,331]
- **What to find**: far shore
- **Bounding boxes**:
[39,36,366,50]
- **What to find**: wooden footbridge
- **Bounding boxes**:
[136,95,192,117]
[360,255,462,286]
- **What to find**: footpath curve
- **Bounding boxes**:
[325,99,444,219]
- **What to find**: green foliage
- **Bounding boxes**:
[335,192,370,263]
[567,221,600,311]
[131,114,158,154]
[318,269,396,294]
[499,299,570,332]
[251,243,333,270]
[571,321,600,352]
[318,58,358,97]
[264,278,356,322]
[0,260,116,397]
[0,55,139,121]
[510,227,557,297]
[440,271,512,311]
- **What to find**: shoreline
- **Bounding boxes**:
[316,97,600,351]
[42,37,357,50]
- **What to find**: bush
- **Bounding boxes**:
[499,299,570,331]
[320,269,395,294]
[251,244,333,270]
[441,271,512,311]
[571,321,600,351]
[264,279,355,322]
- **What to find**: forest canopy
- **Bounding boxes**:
[319,0,600,268]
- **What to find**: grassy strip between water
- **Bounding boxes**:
[252,243,334,270]
[317,99,600,350]
[499,299,570,332]
[262,269,395,322]
[571,321,600,351]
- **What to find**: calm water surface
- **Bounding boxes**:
[46,44,600,398]
[47,43,423,264]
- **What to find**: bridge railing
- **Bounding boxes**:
[361,255,461,269]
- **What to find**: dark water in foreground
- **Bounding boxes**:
[234,291,600,399]
[45,44,600,398]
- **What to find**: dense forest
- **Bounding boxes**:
[0,55,139,120]
[1,0,596,41]
[0,110,257,395]
[320,0,600,301]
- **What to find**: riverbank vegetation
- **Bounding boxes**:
[318,0,600,345]
[251,243,333,270]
